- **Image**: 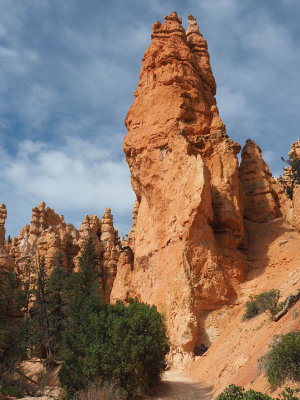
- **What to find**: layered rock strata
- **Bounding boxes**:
[239,139,283,223]
[111,12,247,358]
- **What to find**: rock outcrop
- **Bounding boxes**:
[111,12,247,359]
[0,203,14,274]
[6,202,122,301]
[239,139,283,223]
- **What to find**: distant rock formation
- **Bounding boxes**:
[0,203,14,274]
[4,202,121,302]
[112,12,247,360]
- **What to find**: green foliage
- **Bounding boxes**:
[59,238,102,397]
[59,238,169,399]
[216,385,298,400]
[0,271,28,387]
[259,331,300,390]
[243,290,281,320]
[277,388,299,400]
[83,299,169,399]
[7,234,12,244]
[281,151,300,199]
[0,385,24,398]
[243,297,260,320]
[28,255,51,358]
[28,252,70,364]
[45,252,70,363]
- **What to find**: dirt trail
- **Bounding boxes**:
[148,370,212,399]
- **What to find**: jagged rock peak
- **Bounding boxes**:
[152,11,185,39]
[186,14,201,35]
[289,138,300,156]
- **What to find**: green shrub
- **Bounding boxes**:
[0,385,24,398]
[216,385,298,400]
[216,384,245,399]
[259,331,300,390]
[243,297,260,320]
[243,290,281,320]
[59,298,169,399]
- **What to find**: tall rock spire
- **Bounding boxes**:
[186,14,216,95]
[113,12,246,360]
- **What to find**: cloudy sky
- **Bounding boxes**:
[0,0,299,238]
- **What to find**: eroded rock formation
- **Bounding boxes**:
[111,12,247,359]
[239,139,283,223]
[5,202,121,302]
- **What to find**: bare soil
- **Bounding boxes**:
[148,370,212,399]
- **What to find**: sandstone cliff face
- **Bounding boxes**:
[111,12,247,358]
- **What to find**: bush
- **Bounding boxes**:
[216,385,298,400]
[259,331,300,390]
[243,298,260,320]
[243,290,281,320]
[0,385,24,398]
[59,298,169,399]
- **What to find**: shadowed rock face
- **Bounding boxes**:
[112,12,247,358]
[239,139,282,223]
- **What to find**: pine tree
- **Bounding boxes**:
[0,270,27,387]
[45,252,70,363]
[59,237,101,397]
[28,255,51,359]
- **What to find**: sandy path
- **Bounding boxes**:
[148,370,212,399]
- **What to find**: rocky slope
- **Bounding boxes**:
[189,216,300,397]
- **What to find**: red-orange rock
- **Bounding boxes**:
[7,202,122,301]
[112,12,247,359]
[239,139,282,223]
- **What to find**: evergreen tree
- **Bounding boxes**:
[84,299,170,399]
[28,255,51,359]
[0,270,27,387]
[45,252,70,363]
[59,238,101,397]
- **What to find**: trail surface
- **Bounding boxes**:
[148,370,212,400]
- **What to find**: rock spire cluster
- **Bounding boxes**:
[1,202,122,302]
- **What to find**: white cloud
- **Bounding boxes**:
[0,137,135,236]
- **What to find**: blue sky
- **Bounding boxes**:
[0,0,300,237]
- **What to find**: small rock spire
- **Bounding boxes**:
[0,204,7,247]
[186,14,216,95]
